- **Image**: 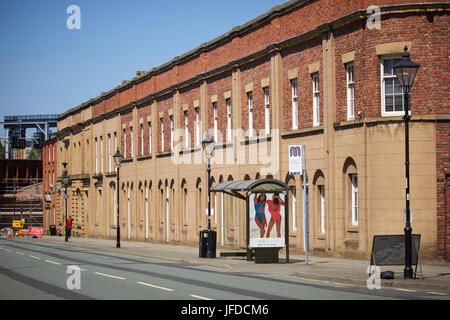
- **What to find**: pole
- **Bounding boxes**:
[302,145,310,265]
[64,188,68,242]
[116,167,121,248]
[206,158,213,258]
[207,158,211,231]
[403,89,413,279]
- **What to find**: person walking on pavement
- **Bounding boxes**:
[66,216,73,240]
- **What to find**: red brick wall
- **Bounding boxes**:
[156,94,173,153]
[240,56,271,136]
[180,84,201,148]
[61,0,449,125]
[335,13,449,123]
[137,103,152,155]
[120,111,133,158]
[282,37,322,130]
[42,140,57,227]
[206,71,233,143]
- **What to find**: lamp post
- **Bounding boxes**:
[62,162,69,242]
[202,130,216,231]
[201,130,216,258]
[393,46,420,279]
[113,148,123,248]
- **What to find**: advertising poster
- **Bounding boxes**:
[249,193,285,248]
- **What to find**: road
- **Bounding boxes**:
[0,237,448,302]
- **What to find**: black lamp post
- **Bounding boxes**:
[62,162,69,242]
[202,130,215,231]
[113,148,123,248]
[393,46,420,279]
[201,130,216,258]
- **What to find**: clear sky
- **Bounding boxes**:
[0,0,285,139]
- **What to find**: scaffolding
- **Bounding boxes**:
[0,178,43,230]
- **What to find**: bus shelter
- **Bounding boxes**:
[211,179,290,263]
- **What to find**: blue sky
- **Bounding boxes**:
[0,0,285,139]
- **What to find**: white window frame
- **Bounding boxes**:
[100,135,103,173]
[160,118,164,152]
[108,133,112,172]
[248,92,254,138]
[226,98,232,142]
[170,115,174,151]
[184,188,189,221]
[319,185,325,234]
[123,128,127,158]
[264,87,270,135]
[140,124,144,156]
[291,186,297,232]
[291,80,298,130]
[195,108,200,147]
[346,62,355,120]
[95,137,98,174]
[351,174,359,226]
[114,132,117,172]
[130,127,134,158]
[148,122,151,154]
[381,55,408,117]
[213,102,218,142]
[312,73,320,127]
[184,111,189,148]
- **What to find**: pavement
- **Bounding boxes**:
[15,234,450,294]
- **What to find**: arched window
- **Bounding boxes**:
[343,157,358,227]
[313,170,325,235]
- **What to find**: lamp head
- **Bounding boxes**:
[201,130,215,160]
[113,148,123,168]
[393,46,420,91]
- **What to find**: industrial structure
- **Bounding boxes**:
[2,114,58,159]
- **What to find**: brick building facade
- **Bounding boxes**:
[42,137,57,232]
[55,0,449,260]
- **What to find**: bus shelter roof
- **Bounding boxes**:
[211,179,288,200]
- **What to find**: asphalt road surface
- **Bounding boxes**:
[0,237,448,301]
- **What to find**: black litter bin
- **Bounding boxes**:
[50,225,56,236]
[199,229,216,258]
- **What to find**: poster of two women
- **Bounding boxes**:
[249,193,286,248]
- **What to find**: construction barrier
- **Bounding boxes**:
[28,227,43,237]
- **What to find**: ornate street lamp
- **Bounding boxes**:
[393,46,420,279]
[202,130,215,231]
[62,162,69,242]
[113,148,123,248]
[201,130,216,258]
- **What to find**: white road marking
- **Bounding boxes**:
[28,255,41,260]
[94,272,126,280]
[394,288,416,292]
[137,281,174,292]
[190,294,212,300]
[427,291,447,296]
[16,251,25,255]
[45,260,61,265]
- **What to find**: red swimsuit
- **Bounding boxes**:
[267,200,281,221]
